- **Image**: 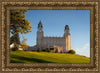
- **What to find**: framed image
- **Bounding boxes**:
[10,10,90,63]
[0,0,99,73]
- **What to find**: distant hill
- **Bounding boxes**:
[10,51,90,63]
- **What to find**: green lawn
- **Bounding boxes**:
[10,51,90,63]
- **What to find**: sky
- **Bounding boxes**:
[19,10,90,57]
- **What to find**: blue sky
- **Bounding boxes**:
[19,10,90,57]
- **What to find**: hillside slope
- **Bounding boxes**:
[10,51,90,63]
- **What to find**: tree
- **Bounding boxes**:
[10,10,32,44]
[10,33,20,44]
[10,33,20,51]
[21,36,28,50]
[68,50,76,54]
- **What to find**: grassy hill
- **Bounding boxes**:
[10,51,90,63]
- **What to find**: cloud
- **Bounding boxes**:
[75,43,90,57]
[82,43,89,49]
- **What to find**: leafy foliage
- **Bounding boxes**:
[55,49,58,53]
[37,47,41,52]
[10,10,32,34]
[68,50,76,54]
[10,10,32,45]
[48,48,50,52]
[60,50,63,53]
[46,48,48,52]
[21,36,28,50]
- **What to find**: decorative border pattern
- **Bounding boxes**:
[1,2,98,72]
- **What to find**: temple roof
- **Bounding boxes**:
[65,25,69,30]
[38,21,43,28]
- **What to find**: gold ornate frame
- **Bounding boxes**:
[0,0,99,73]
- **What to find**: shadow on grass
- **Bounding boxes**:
[10,54,53,63]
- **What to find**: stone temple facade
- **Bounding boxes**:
[36,21,71,53]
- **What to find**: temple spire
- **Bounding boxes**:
[38,20,43,28]
[38,20,43,32]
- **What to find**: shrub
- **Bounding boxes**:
[55,49,58,53]
[42,49,46,52]
[37,47,41,52]
[68,50,76,54]
[21,44,28,51]
[60,50,63,53]
[45,48,48,52]
[48,48,50,52]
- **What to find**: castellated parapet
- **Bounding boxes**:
[37,21,71,53]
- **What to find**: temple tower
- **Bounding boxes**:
[64,25,71,52]
[37,21,44,47]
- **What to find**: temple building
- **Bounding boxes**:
[36,21,71,53]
